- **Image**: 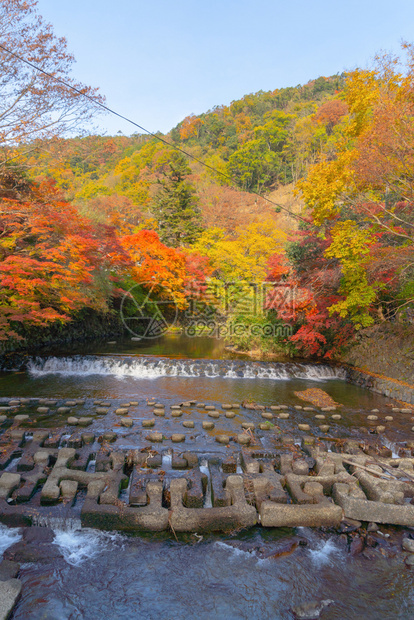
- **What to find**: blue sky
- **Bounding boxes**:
[35,0,414,136]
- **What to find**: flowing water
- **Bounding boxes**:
[7,526,414,620]
[1,334,413,619]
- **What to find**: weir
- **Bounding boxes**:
[27,355,346,381]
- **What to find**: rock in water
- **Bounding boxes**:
[402,538,414,553]
[0,580,21,619]
[292,599,334,619]
[350,535,364,556]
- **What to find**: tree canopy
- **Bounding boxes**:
[1,4,412,360]
[0,0,103,161]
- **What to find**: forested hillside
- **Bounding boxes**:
[1,1,413,360]
[18,73,344,232]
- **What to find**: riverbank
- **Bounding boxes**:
[341,323,414,405]
[226,322,414,404]
[345,366,414,405]
[0,310,126,370]
[342,322,414,383]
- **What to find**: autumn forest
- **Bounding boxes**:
[1,0,414,360]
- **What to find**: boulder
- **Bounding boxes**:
[171,434,185,443]
[402,538,414,553]
[121,418,133,427]
[77,417,93,427]
[216,435,230,445]
[258,423,272,430]
[0,560,19,582]
[142,419,155,428]
[261,412,273,420]
[237,434,250,445]
[0,579,21,619]
[319,425,330,433]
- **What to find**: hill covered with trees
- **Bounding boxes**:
[17,71,344,232]
[1,0,413,361]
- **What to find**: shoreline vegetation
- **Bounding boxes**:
[0,2,413,389]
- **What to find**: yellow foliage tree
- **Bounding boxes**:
[192,219,287,282]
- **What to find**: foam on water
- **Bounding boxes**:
[199,458,212,508]
[382,438,400,459]
[0,524,21,557]
[33,516,82,530]
[215,541,255,559]
[162,453,173,469]
[28,355,346,382]
[53,527,123,567]
[308,538,341,566]
[86,459,96,473]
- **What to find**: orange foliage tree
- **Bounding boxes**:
[179,115,204,140]
[0,175,128,340]
[120,229,210,309]
[314,100,348,134]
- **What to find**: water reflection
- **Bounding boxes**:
[46,333,240,360]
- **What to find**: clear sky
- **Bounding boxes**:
[35,0,414,136]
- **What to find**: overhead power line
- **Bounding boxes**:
[0,42,307,222]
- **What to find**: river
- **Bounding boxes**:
[0,334,413,619]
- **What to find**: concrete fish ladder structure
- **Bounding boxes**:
[0,430,413,532]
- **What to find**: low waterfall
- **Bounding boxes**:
[27,355,346,381]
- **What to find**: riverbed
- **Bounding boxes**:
[0,334,413,619]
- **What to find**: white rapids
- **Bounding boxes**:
[53,527,123,567]
[27,355,346,382]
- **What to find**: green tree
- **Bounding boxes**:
[152,152,203,247]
